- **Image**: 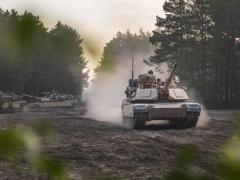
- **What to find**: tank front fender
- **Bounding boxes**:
[134,108,149,113]
[181,103,201,113]
[133,105,149,114]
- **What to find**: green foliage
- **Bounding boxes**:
[0,9,88,96]
[34,155,66,180]
[0,128,24,157]
[47,22,88,95]
[160,145,206,180]
[30,120,54,137]
[0,125,67,179]
[149,0,240,108]
[217,112,240,179]
[218,143,240,179]
[161,112,240,180]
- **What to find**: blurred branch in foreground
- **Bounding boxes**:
[0,121,67,180]
[161,112,240,180]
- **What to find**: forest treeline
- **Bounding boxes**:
[149,0,240,108]
[0,9,88,97]
[96,30,154,74]
[1,0,240,108]
[97,0,240,108]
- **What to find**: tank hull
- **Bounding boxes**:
[122,100,201,129]
[29,99,77,109]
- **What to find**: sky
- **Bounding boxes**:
[0,0,165,75]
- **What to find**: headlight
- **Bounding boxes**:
[134,105,146,109]
[182,103,201,112]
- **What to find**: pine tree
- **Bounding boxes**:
[0,9,88,97]
[149,0,240,107]
[149,0,190,65]
[210,0,240,106]
[96,30,154,75]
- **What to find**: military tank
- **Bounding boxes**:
[122,64,201,129]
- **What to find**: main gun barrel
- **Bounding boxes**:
[163,64,177,94]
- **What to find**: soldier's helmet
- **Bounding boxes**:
[148,70,153,75]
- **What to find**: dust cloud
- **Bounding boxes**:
[197,105,210,128]
[188,89,210,127]
[85,56,157,124]
[85,60,210,128]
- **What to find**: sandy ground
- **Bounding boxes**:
[0,108,236,180]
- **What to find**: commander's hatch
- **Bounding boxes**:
[168,88,190,101]
[131,89,158,102]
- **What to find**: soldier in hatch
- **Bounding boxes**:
[138,70,157,88]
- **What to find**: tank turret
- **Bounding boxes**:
[122,62,201,130]
[125,64,189,102]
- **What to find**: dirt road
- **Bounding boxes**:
[0,109,235,179]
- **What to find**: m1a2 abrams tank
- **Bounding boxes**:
[122,64,201,129]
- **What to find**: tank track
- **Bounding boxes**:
[122,113,147,129]
[170,111,199,129]
[134,113,147,129]
[123,112,199,130]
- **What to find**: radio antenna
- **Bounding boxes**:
[131,57,134,80]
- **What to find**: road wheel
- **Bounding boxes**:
[170,112,199,129]
[134,113,147,129]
